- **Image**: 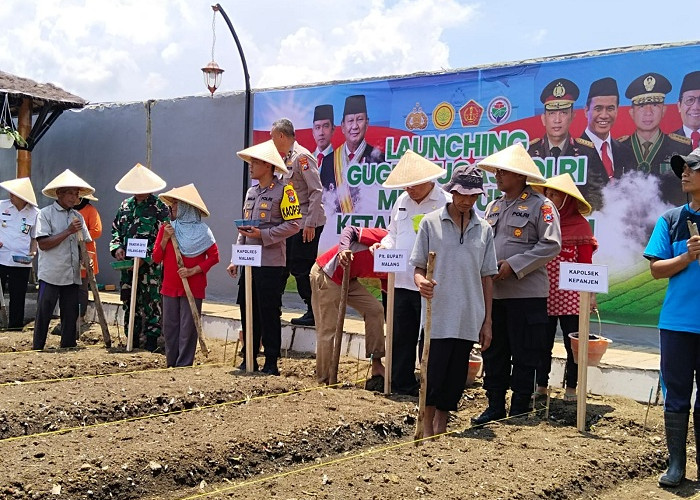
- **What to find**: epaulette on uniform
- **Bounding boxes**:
[529,138,541,146]
[575,137,594,148]
[617,135,630,142]
[669,133,692,145]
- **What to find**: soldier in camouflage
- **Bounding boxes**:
[111,164,169,351]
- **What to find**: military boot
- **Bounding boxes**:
[509,392,533,417]
[472,390,506,425]
[261,357,280,376]
[659,411,689,487]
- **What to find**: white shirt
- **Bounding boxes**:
[0,199,39,267]
[380,184,451,290]
[584,128,614,166]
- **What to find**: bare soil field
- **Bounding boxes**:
[1,321,698,500]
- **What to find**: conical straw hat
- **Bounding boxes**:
[529,173,592,215]
[82,193,98,201]
[382,150,446,189]
[115,163,167,194]
[0,177,38,206]
[477,143,546,183]
[42,169,95,199]
[237,140,288,175]
[159,183,210,217]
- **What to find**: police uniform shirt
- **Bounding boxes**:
[380,185,452,290]
[0,199,39,267]
[36,202,91,286]
[282,141,326,229]
[238,178,301,267]
[484,186,561,299]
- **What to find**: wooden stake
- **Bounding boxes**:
[169,233,209,357]
[329,266,351,385]
[75,221,111,347]
[244,266,254,373]
[576,291,591,432]
[126,257,141,352]
[384,272,395,395]
[415,251,436,443]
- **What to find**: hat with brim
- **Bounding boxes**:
[382,150,446,189]
[237,140,288,175]
[671,147,700,179]
[42,169,95,199]
[0,177,38,206]
[82,193,98,201]
[115,163,167,194]
[158,183,210,217]
[529,173,592,215]
[477,143,546,183]
[443,164,485,195]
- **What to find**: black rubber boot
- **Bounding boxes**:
[291,308,315,327]
[145,335,158,352]
[659,411,689,487]
[509,392,532,417]
[472,391,506,425]
[694,411,700,480]
[261,357,280,376]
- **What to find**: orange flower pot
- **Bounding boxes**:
[568,333,612,367]
[467,352,483,386]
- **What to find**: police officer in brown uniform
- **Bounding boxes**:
[271,118,326,326]
[619,72,692,205]
[579,77,635,211]
[227,140,302,375]
[473,144,561,424]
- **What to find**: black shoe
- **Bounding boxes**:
[471,406,506,426]
[145,336,159,352]
[291,310,315,326]
[237,360,259,372]
[260,357,280,376]
[364,375,384,392]
[508,393,533,417]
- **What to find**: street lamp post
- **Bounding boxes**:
[202,3,252,198]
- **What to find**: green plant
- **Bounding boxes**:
[0,125,27,147]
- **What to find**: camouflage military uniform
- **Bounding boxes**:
[110,195,169,346]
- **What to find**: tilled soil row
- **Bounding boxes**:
[1,383,415,500]
[161,402,667,500]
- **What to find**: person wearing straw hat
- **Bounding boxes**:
[33,169,93,349]
[153,184,219,367]
[644,147,700,487]
[0,177,40,329]
[370,149,450,396]
[110,163,169,352]
[76,193,102,325]
[530,173,598,403]
[472,144,561,425]
[228,140,301,375]
[270,118,326,327]
[411,164,498,437]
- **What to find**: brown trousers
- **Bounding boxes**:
[310,263,385,384]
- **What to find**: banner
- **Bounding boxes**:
[253,42,700,327]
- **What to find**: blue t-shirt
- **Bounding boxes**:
[643,204,700,334]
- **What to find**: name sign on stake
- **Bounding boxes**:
[126,238,148,258]
[232,244,262,267]
[374,249,408,272]
[559,262,609,294]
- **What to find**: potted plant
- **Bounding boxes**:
[0,125,27,149]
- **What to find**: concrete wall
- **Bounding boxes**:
[0,92,248,301]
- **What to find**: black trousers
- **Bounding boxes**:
[282,226,324,307]
[0,265,31,328]
[537,314,579,389]
[391,288,421,394]
[482,298,548,397]
[33,280,79,349]
[238,266,285,359]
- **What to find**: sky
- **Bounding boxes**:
[0,0,699,104]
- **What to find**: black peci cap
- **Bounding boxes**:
[313,104,334,123]
[587,77,619,101]
[343,95,367,116]
[679,71,700,98]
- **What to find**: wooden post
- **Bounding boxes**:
[244,266,254,373]
[126,257,141,352]
[329,267,351,385]
[16,98,31,178]
[576,291,591,432]
[384,273,395,395]
[76,230,111,347]
[169,233,208,356]
[415,251,436,443]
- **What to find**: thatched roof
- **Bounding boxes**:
[0,71,86,114]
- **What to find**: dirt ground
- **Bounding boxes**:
[1,320,699,500]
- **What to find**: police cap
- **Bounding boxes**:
[540,79,579,110]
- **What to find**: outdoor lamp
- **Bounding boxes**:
[201,61,224,97]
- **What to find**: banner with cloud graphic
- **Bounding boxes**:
[253,42,700,327]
